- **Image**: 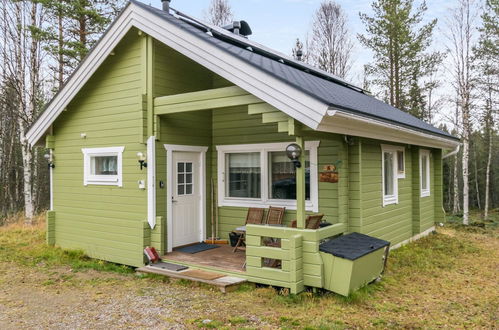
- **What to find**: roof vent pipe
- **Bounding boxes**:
[161,0,171,13]
[296,49,303,61]
[232,21,241,35]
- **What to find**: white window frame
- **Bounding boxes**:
[82,146,124,187]
[420,149,431,197]
[381,144,405,207]
[216,141,320,212]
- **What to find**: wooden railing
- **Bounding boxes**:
[245,223,347,294]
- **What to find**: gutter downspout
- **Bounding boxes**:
[442,144,460,159]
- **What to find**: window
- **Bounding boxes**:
[82,147,124,186]
[381,145,405,206]
[226,152,261,198]
[177,162,193,195]
[420,150,431,197]
[216,141,319,211]
[397,150,405,178]
[269,151,310,200]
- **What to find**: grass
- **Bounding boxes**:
[0,211,497,328]
[0,213,133,274]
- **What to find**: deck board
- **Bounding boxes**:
[164,244,246,273]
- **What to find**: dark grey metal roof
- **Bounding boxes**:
[132,1,457,140]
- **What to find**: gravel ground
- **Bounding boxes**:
[0,265,271,329]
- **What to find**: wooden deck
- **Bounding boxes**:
[163,244,246,273]
[137,265,247,293]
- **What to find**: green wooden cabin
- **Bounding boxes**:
[27,1,460,294]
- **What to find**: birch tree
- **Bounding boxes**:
[308,1,353,78]
[205,0,233,27]
[0,1,45,221]
[445,0,478,225]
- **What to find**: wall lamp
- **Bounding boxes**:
[44,153,55,169]
[137,152,147,170]
[286,143,302,168]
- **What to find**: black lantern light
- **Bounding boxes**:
[286,143,302,168]
[44,153,55,169]
[137,152,147,170]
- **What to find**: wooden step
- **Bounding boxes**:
[137,265,247,293]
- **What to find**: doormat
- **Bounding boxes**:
[150,262,188,272]
[175,243,220,254]
[181,269,225,280]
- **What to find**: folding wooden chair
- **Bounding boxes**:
[233,207,265,252]
[290,214,324,229]
[265,206,286,225]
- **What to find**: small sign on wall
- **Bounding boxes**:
[320,165,339,183]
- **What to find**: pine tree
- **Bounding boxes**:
[358,0,444,116]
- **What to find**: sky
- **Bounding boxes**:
[139,0,468,126]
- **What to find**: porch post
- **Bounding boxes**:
[296,136,306,229]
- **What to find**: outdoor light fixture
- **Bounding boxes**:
[137,152,147,170]
[44,153,55,169]
[286,143,302,168]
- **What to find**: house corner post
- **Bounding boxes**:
[296,136,306,228]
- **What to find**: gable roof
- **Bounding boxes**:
[26,1,459,149]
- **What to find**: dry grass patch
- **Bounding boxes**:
[0,214,497,329]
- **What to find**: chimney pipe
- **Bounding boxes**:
[162,0,171,13]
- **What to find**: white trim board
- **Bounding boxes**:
[164,144,208,253]
[320,110,460,149]
[147,136,156,229]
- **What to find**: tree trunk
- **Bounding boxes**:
[462,134,469,225]
[473,146,481,210]
[453,154,461,214]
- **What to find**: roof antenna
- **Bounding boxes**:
[161,0,171,13]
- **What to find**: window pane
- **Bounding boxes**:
[186,184,193,195]
[421,156,428,190]
[226,152,261,198]
[91,156,118,175]
[178,173,184,184]
[185,162,192,173]
[397,150,404,173]
[384,152,394,196]
[178,184,184,195]
[177,162,184,173]
[269,151,310,200]
[186,173,192,184]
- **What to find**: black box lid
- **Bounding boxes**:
[319,232,390,260]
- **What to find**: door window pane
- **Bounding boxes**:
[269,151,310,200]
[177,162,193,195]
[384,152,394,196]
[226,153,261,198]
[91,156,118,175]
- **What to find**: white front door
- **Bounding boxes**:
[172,151,201,247]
